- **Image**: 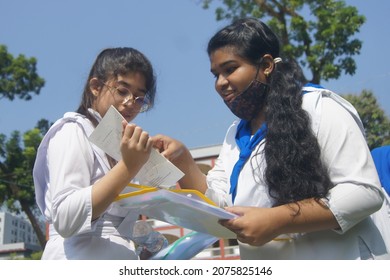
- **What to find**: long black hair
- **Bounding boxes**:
[77,47,157,127]
[208,18,333,207]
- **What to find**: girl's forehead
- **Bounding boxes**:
[210,48,246,67]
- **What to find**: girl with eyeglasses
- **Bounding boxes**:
[152,18,390,260]
[33,47,157,259]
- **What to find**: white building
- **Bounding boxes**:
[0,211,44,259]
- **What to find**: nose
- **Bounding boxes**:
[215,74,228,93]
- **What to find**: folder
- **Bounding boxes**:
[116,184,237,239]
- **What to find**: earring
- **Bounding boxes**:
[264,71,270,78]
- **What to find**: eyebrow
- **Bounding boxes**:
[210,60,237,73]
[116,80,147,95]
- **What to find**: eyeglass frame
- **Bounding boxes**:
[100,80,151,113]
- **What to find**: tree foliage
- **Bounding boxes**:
[0,45,45,101]
[0,44,48,249]
[0,126,47,248]
[202,0,365,84]
[343,90,390,150]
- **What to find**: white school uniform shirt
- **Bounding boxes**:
[33,109,139,259]
[206,87,390,260]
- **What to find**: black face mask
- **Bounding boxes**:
[224,79,268,121]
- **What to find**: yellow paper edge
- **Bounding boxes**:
[115,183,217,206]
[114,183,158,201]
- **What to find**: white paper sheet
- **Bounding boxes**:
[89,106,184,188]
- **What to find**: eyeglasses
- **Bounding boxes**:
[102,81,150,113]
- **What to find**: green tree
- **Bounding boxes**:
[202,0,365,84]
[0,45,45,101]
[1,45,47,248]
[0,127,47,248]
[343,90,390,150]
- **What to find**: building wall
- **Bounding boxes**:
[0,211,42,247]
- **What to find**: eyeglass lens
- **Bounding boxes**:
[112,84,149,112]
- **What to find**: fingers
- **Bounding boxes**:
[219,207,256,244]
[122,124,151,150]
[150,134,185,161]
[220,207,246,230]
[220,207,274,246]
[220,218,254,244]
[151,134,165,150]
[219,217,242,233]
[219,212,242,233]
[151,134,171,153]
[224,206,245,216]
[120,124,152,172]
[121,120,128,133]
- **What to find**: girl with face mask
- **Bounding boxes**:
[152,18,390,260]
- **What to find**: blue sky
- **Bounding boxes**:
[0,0,389,149]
